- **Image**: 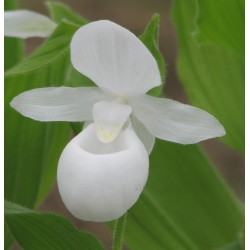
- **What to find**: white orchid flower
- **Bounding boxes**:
[10,20,225,222]
[4,10,56,38]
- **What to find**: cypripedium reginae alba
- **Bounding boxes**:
[4,10,56,38]
[10,20,226,222]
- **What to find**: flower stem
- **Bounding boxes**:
[112,213,127,250]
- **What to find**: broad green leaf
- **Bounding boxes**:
[5,22,80,208]
[5,22,79,76]
[4,0,23,70]
[193,0,244,56]
[237,227,245,250]
[140,14,166,97]
[124,140,244,250]
[47,1,88,25]
[4,1,23,248]
[4,0,16,9]
[35,122,70,205]
[4,38,23,71]
[5,201,103,250]
[4,220,13,250]
[172,0,244,153]
[216,242,243,250]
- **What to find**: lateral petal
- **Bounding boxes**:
[130,94,226,144]
[10,87,108,122]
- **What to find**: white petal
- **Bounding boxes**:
[4,10,57,38]
[10,87,109,122]
[131,115,155,154]
[57,123,149,222]
[70,20,161,95]
[93,100,132,143]
[129,94,226,144]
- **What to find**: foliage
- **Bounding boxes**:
[139,14,166,97]
[5,22,79,210]
[5,201,104,250]
[172,0,245,153]
[125,140,243,250]
[4,0,23,70]
[193,0,244,56]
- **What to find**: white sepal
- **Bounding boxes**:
[70,20,161,95]
[4,10,57,38]
[10,87,109,122]
[93,100,132,143]
[57,123,149,222]
[130,94,226,144]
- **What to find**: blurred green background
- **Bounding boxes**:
[6,0,244,249]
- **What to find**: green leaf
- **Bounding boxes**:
[4,2,22,248]
[47,1,88,25]
[172,0,244,153]
[4,22,80,208]
[35,122,71,205]
[4,37,23,71]
[4,0,16,9]
[193,0,244,56]
[4,220,13,250]
[5,201,104,250]
[124,140,244,250]
[4,0,23,71]
[237,227,245,250]
[5,22,79,76]
[140,14,166,97]
[216,242,243,250]
[112,13,243,249]
[67,65,95,87]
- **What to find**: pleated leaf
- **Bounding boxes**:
[140,14,166,97]
[193,0,244,57]
[124,140,244,249]
[5,201,103,250]
[172,0,244,153]
[4,0,24,248]
[5,21,80,209]
[4,0,23,70]
[46,1,88,25]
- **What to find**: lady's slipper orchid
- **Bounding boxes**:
[4,10,56,38]
[10,20,226,222]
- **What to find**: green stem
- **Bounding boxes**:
[112,213,127,250]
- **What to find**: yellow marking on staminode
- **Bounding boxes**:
[98,124,121,143]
